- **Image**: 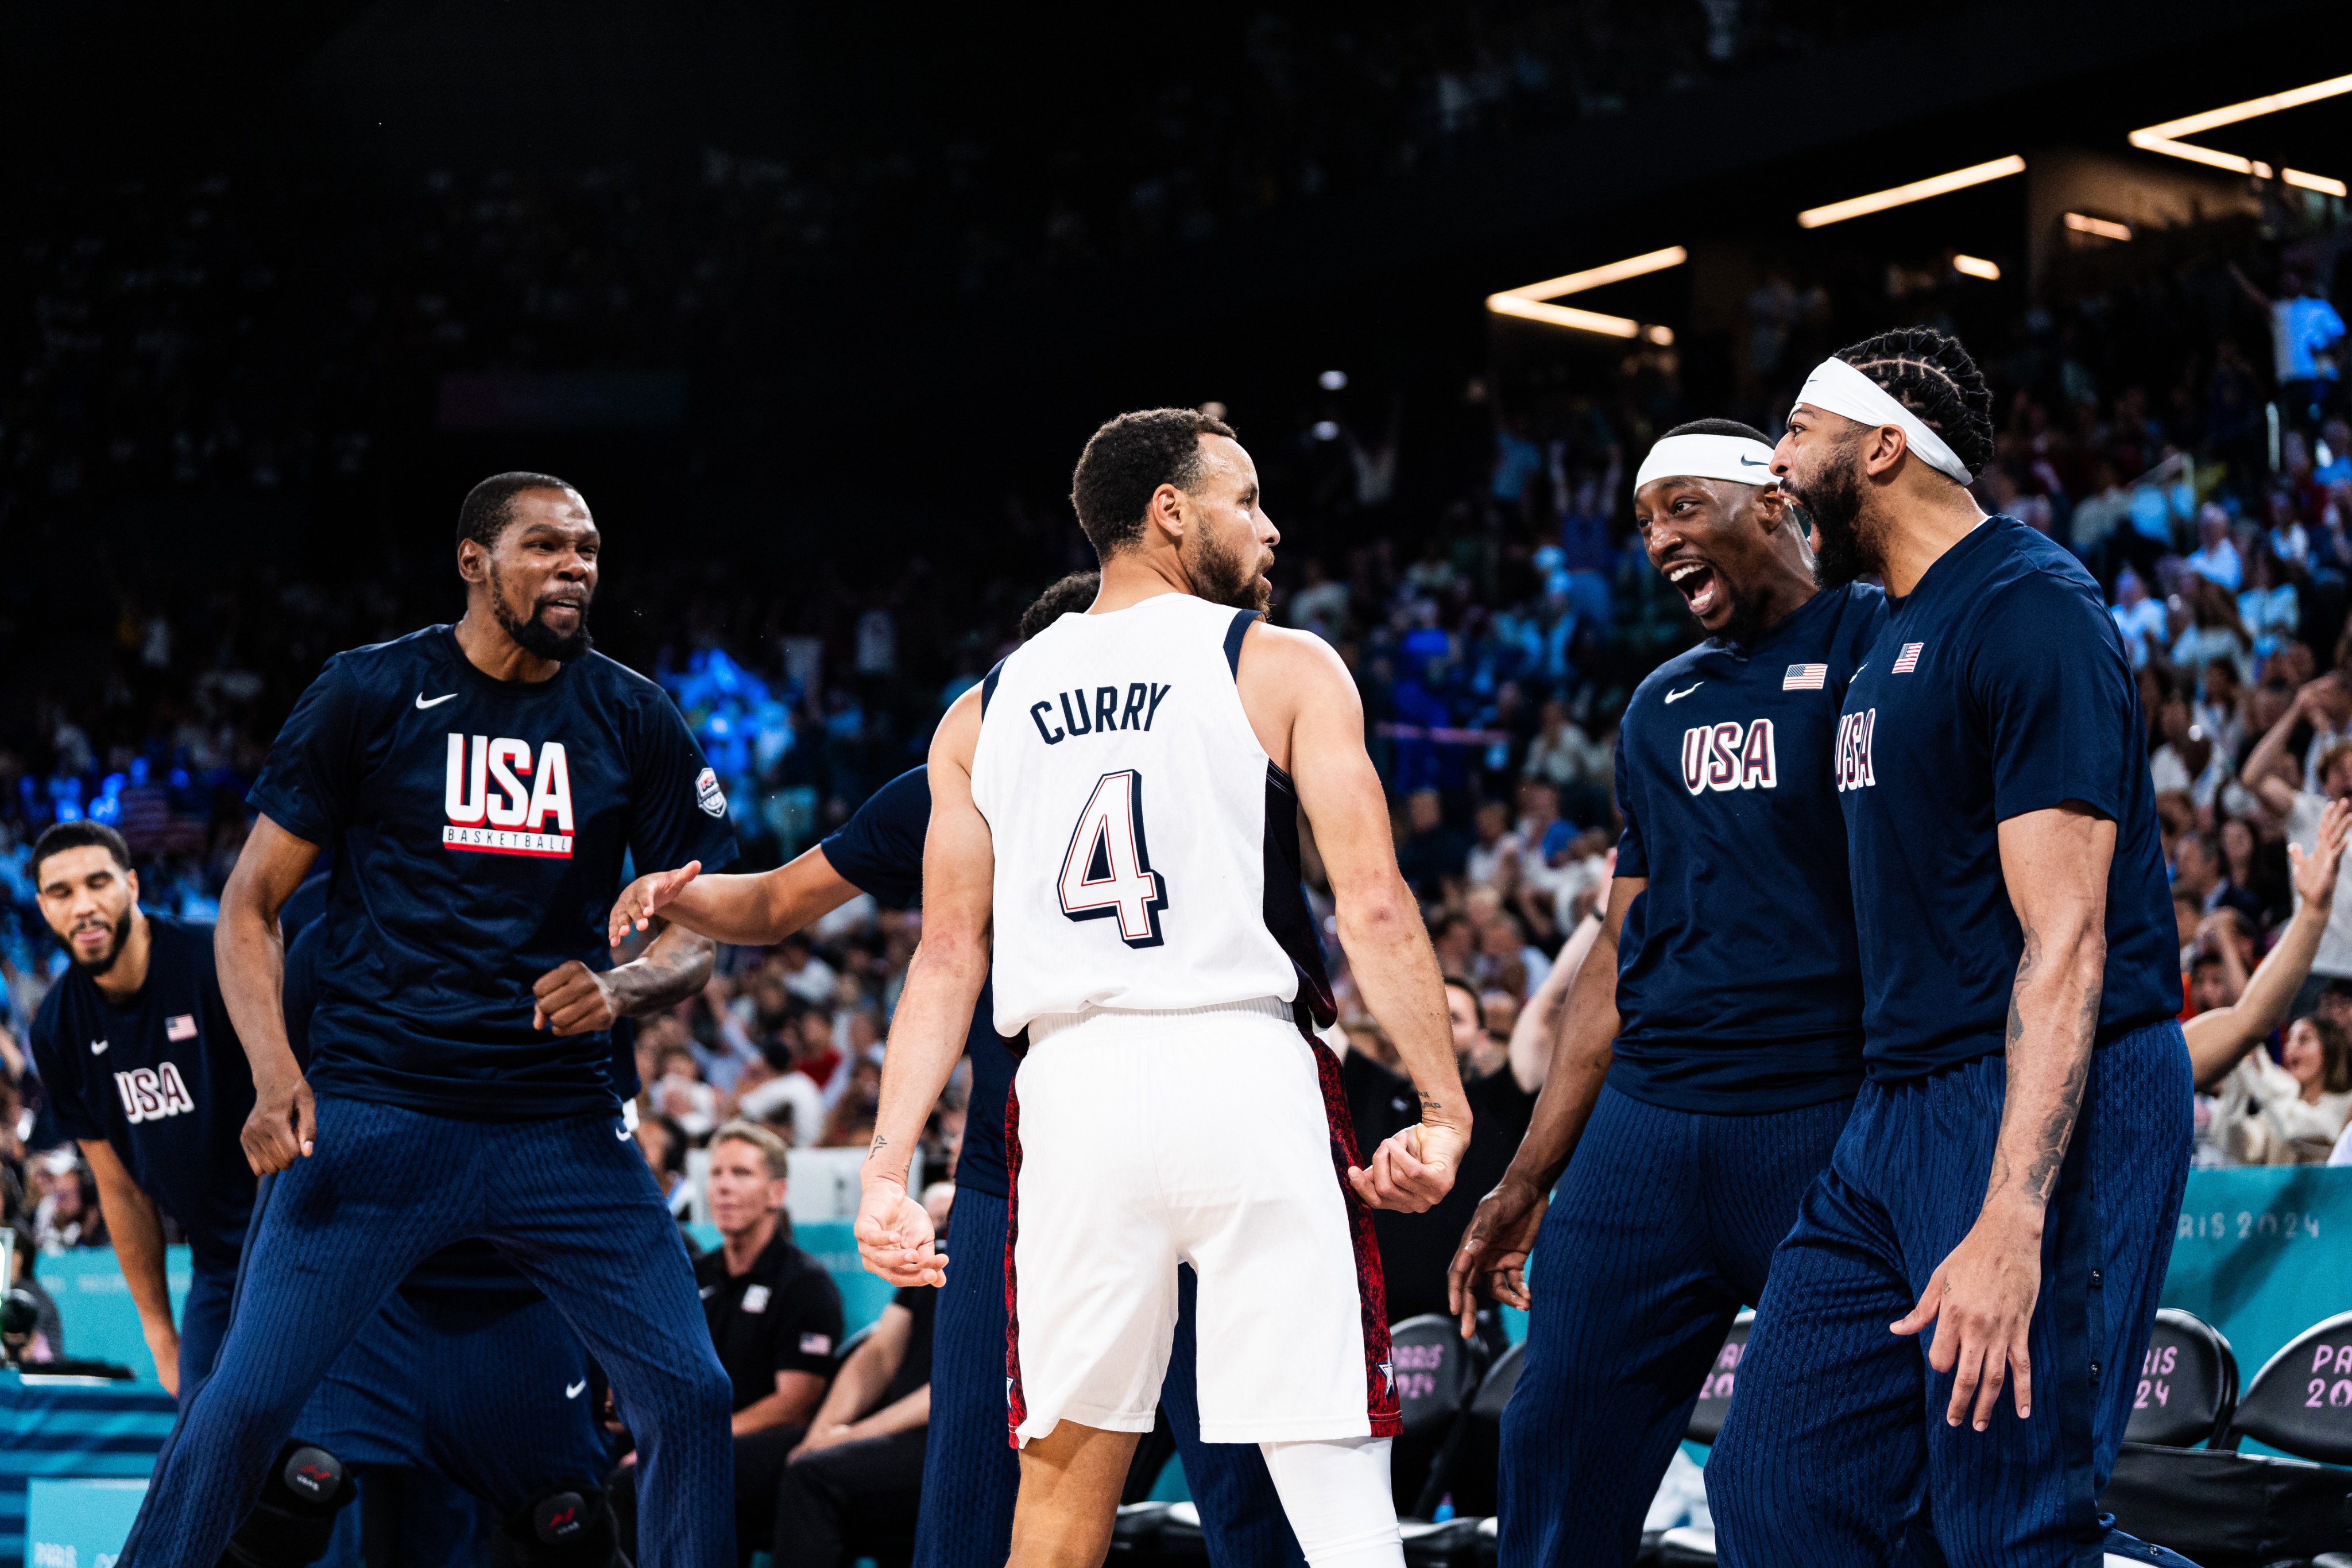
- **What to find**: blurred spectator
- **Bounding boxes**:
[613,1122,842,1560]
[1394,789,1469,900]
[649,1041,721,1143]
[2185,505,2244,590]
[767,1267,935,1567]
[2111,568,2169,668]
[6,1222,61,1364]
[2210,1015,2352,1164]
[2233,263,2346,434]
[819,1057,883,1149]
[32,1154,105,1252]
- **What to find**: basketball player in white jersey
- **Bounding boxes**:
[855,408,1470,1568]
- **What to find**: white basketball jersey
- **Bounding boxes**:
[970,593,1330,1037]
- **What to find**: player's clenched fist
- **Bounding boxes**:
[241,1068,316,1175]
[532,959,620,1036]
[854,1175,948,1288]
[1347,1118,1469,1214]
[608,860,702,947]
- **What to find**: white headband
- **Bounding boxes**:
[1633,433,1780,492]
[1793,357,1974,485]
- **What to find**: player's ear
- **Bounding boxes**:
[1147,482,1186,544]
[456,537,489,586]
[1754,484,1791,535]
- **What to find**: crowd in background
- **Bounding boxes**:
[0,98,2346,1373]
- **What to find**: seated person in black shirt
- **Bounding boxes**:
[768,1198,943,1568]
[1338,973,1546,1332]
[611,1120,844,1563]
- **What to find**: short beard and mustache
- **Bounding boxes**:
[67,911,133,977]
[1794,438,1878,590]
[490,564,595,662]
[1185,526,1274,615]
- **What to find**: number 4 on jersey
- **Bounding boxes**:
[1059,769,1170,947]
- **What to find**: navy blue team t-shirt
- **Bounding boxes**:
[247,625,737,1120]
[819,765,1017,1200]
[30,915,258,1273]
[1610,583,1884,1112]
[1834,516,2177,1078]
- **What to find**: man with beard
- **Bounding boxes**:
[1704,331,2192,1568]
[117,473,743,1567]
[856,406,1467,1568]
[609,568,1310,1568]
[28,815,653,1564]
[1445,421,1882,1567]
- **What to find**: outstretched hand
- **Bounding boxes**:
[2290,798,2352,911]
[1348,1120,1468,1213]
[855,1176,948,1288]
[608,861,702,947]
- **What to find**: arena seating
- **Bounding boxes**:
[2105,1308,2352,1567]
[2126,1308,2242,1450]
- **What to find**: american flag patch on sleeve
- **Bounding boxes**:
[165,1014,198,1041]
[1891,642,1924,673]
[1782,663,1827,690]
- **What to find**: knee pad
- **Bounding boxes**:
[218,1442,357,1568]
[490,1485,630,1568]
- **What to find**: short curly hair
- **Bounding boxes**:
[1069,408,1237,558]
[1019,571,1101,638]
[457,471,580,552]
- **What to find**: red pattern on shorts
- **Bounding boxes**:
[1002,1082,1027,1446]
[1308,1039,1404,1438]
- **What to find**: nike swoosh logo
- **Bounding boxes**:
[1737,455,1770,467]
[90,1040,107,1055]
[1855,662,1869,676]
[1664,683,1702,703]
[616,1124,635,1141]
[415,692,458,710]
[566,1380,587,1399]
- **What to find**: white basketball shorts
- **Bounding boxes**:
[1003,996,1403,1446]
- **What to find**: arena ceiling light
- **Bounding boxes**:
[1794,155,2026,229]
[1952,254,2001,280]
[2127,73,2352,189]
[2064,212,2133,242]
[1486,245,1686,340]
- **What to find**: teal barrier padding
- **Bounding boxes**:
[25,1476,146,1567]
[25,1248,192,1381]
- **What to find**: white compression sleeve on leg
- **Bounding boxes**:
[1258,1437,1404,1568]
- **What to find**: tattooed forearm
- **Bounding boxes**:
[1989,919,2104,1210]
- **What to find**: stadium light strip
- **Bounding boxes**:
[1794,156,2026,229]
[1486,294,1642,338]
[2063,212,2133,241]
[1504,246,1688,302]
[1952,254,2001,280]
[1485,246,1686,340]
[2127,73,2352,191]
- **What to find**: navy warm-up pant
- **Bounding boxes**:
[118,1095,734,1568]
[1496,1085,1854,1567]
[918,1186,1306,1568]
[180,1263,606,1567]
[1707,1020,2192,1568]
[177,1262,238,1410]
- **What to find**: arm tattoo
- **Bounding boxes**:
[1996,920,2102,1205]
